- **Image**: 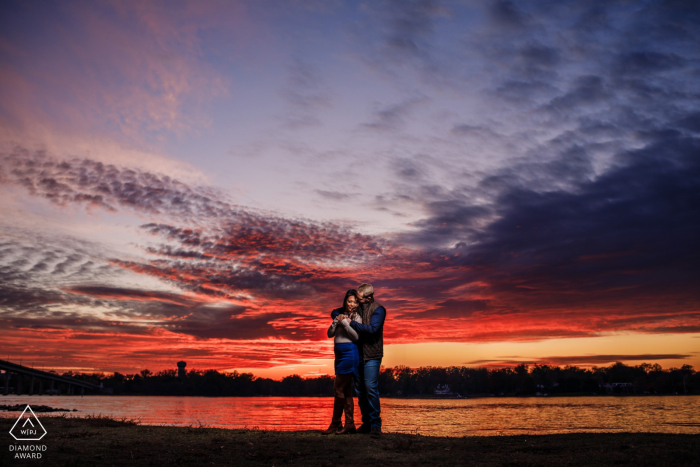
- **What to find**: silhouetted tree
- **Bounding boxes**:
[83,362,696,397]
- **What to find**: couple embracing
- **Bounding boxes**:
[322,283,386,439]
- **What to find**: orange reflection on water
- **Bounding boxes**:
[1,395,699,437]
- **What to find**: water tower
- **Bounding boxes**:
[177,361,186,379]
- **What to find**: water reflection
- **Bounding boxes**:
[1,395,698,437]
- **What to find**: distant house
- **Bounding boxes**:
[435,384,458,396]
[603,382,634,394]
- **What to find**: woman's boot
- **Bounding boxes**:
[321,397,344,435]
[336,397,356,434]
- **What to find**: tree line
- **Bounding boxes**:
[64,362,698,397]
[377,362,697,397]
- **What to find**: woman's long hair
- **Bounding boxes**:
[343,289,360,320]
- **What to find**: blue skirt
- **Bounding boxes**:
[334,342,359,378]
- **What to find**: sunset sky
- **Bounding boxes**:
[1,0,699,379]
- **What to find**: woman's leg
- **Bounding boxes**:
[321,375,346,435]
[336,375,356,434]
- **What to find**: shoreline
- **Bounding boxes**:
[2,392,698,399]
[2,416,699,466]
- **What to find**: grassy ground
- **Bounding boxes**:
[1,415,698,466]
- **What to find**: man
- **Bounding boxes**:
[333,283,386,438]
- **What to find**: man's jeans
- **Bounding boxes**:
[355,358,382,428]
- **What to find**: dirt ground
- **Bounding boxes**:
[1,415,698,466]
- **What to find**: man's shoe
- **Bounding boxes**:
[356,424,371,434]
[370,426,382,439]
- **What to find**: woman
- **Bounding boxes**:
[321,289,362,435]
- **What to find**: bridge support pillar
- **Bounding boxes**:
[29,376,34,395]
[50,380,54,395]
[3,371,8,395]
[80,386,84,396]
[68,384,73,395]
[38,379,43,396]
[16,375,22,395]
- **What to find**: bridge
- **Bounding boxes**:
[0,359,101,396]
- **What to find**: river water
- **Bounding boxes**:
[1,395,699,437]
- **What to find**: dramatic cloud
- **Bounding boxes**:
[0,235,321,342]
[0,149,400,345]
[1,0,699,375]
[0,0,236,143]
[3,133,699,348]
[0,148,233,219]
